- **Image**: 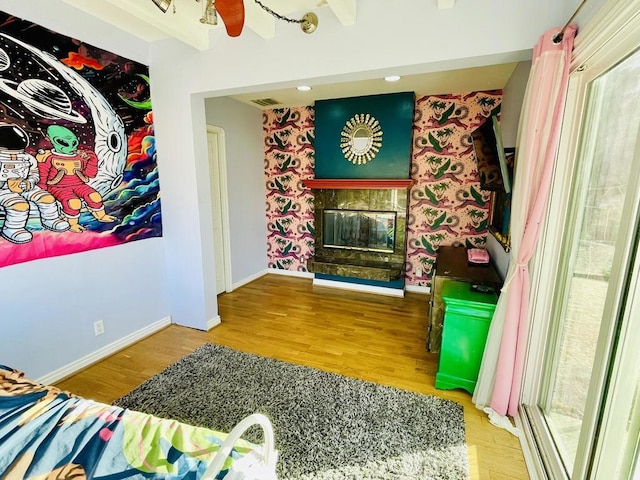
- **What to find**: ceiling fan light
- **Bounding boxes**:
[152,0,172,13]
[200,0,218,25]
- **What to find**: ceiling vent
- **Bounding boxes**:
[251,98,281,107]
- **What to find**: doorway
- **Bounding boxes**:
[207,126,233,294]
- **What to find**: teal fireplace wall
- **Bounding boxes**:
[314,92,415,179]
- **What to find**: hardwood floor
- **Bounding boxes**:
[56,274,529,479]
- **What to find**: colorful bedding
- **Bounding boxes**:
[0,365,271,479]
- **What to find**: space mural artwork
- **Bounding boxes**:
[0,12,161,268]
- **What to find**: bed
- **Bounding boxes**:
[0,365,278,479]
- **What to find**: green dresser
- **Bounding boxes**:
[435,280,498,395]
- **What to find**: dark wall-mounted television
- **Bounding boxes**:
[471,115,511,193]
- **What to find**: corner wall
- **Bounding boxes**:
[408,91,502,286]
[501,61,533,149]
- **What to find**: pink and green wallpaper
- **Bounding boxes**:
[263,91,502,287]
[263,107,315,271]
[407,91,501,286]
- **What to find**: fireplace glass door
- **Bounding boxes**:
[323,209,396,253]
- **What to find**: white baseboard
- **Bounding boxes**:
[266,268,314,279]
[313,278,405,297]
[405,284,431,295]
[267,270,430,296]
[207,315,221,331]
[231,270,268,290]
[37,316,172,385]
[230,269,313,291]
[239,269,416,297]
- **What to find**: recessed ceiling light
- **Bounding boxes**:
[384,75,401,82]
[297,85,312,91]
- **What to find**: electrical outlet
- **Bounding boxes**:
[93,320,105,336]
[416,268,423,277]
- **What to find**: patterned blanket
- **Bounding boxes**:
[0,365,258,479]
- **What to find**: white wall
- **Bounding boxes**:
[562,0,607,28]
[486,234,510,280]
[205,97,267,286]
[1,239,170,379]
[151,89,217,330]
[0,1,170,379]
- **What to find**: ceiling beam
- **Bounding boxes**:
[437,0,456,9]
[245,0,276,38]
[63,0,212,50]
[326,0,356,25]
[61,0,169,42]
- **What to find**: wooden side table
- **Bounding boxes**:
[427,246,502,353]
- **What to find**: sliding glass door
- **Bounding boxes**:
[522,15,640,478]
[543,44,640,473]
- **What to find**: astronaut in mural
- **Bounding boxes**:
[0,123,70,244]
[36,125,117,233]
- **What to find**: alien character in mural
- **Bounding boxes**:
[0,123,70,244]
[36,125,117,233]
[0,32,127,197]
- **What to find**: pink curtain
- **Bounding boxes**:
[484,26,577,417]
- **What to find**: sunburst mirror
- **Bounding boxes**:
[340,113,383,165]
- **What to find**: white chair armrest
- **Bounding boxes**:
[202,413,277,480]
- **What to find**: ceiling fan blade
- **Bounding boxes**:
[216,0,245,37]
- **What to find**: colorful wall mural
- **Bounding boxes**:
[0,13,161,268]
[263,107,315,271]
[263,91,502,287]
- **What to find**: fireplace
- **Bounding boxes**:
[308,92,415,290]
[305,180,412,284]
[323,209,396,253]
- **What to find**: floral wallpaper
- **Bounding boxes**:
[407,91,502,287]
[263,107,316,271]
[263,91,502,287]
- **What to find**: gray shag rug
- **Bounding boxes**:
[113,344,469,480]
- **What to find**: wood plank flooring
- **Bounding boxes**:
[56,274,529,479]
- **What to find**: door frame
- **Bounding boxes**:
[207,125,233,293]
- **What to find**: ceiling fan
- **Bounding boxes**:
[150,0,318,37]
